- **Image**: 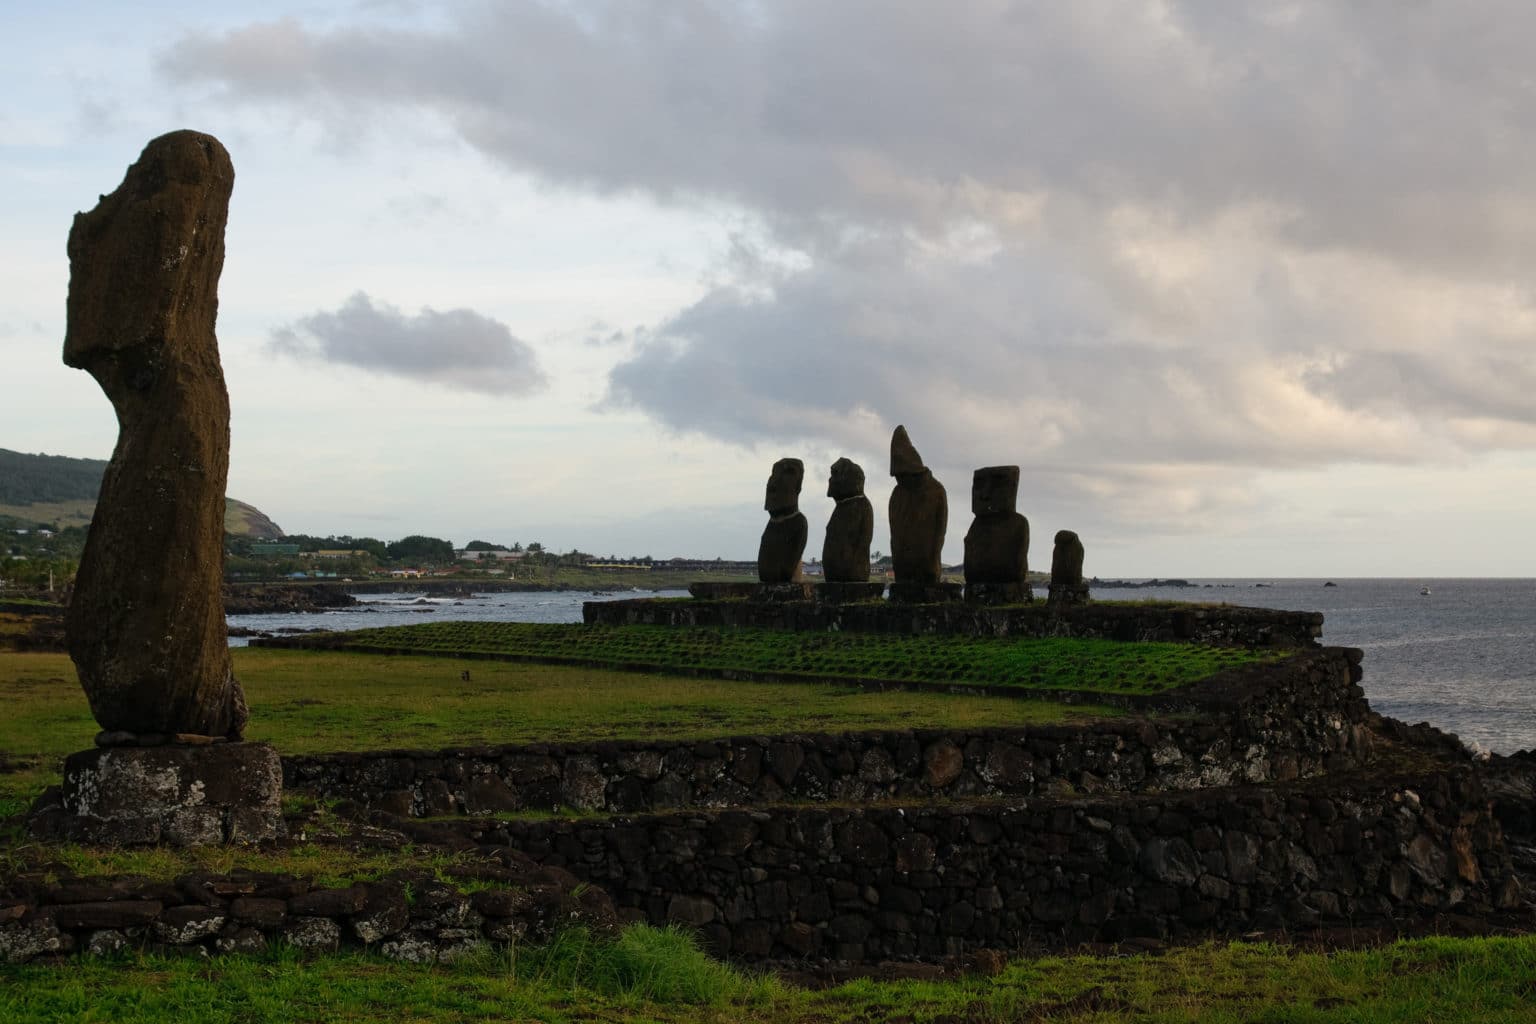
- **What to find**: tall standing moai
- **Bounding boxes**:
[33,131,282,847]
[820,457,884,603]
[962,466,1031,604]
[1047,529,1089,607]
[822,458,873,581]
[887,425,956,602]
[757,457,808,584]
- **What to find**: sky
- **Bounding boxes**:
[4,1,1535,577]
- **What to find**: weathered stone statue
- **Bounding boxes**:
[888,426,954,601]
[822,458,873,582]
[1048,529,1090,607]
[64,130,248,741]
[34,131,281,847]
[963,466,1031,603]
[758,457,808,583]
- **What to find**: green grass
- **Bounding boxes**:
[2,929,1534,1023]
[276,622,1280,696]
[0,649,1117,808]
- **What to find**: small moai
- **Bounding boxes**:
[756,457,809,595]
[962,466,1032,604]
[31,131,282,846]
[1047,529,1090,607]
[887,425,957,602]
[820,457,883,603]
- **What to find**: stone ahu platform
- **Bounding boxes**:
[260,647,1534,963]
[28,742,283,847]
[587,590,1324,647]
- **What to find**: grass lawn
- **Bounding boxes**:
[3,930,1534,1023]
[0,648,1119,814]
[270,622,1280,696]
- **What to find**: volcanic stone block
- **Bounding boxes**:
[758,457,808,583]
[822,457,874,582]
[62,129,247,740]
[1048,529,1090,607]
[962,466,1029,589]
[888,426,948,584]
[46,742,282,847]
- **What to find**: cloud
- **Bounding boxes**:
[164,2,1536,528]
[270,292,547,396]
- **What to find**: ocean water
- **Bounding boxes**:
[228,579,1536,755]
[1097,578,1536,755]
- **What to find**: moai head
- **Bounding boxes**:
[971,466,1020,516]
[764,458,805,515]
[828,457,866,501]
[890,425,927,481]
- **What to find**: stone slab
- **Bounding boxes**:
[688,582,757,600]
[818,582,888,604]
[964,582,1034,605]
[32,742,283,847]
[887,582,965,604]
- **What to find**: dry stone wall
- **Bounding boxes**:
[384,765,1517,962]
[284,650,1370,818]
[584,598,1324,647]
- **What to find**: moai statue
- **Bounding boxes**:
[1048,529,1090,607]
[962,466,1031,603]
[888,426,949,595]
[822,457,874,582]
[35,131,282,847]
[63,130,248,741]
[758,457,808,583]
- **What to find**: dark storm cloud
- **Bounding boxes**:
[270,292,547,396]
[164,2,1536,526]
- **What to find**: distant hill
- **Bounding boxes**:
[0,448,283,537]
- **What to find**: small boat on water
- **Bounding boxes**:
[1420,586,1432,596]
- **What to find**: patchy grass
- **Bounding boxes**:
[270,622,1279,696]
[0,649,1117,809]
[2,931,1535,1023]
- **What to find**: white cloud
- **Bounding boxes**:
[270,291,548,396]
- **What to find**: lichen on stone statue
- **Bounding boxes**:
[822,457,874,582]
[62,129,248,740]
[758,457,808,583]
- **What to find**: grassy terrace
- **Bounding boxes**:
[0,648,1119,814]
[267,622,1282,696]
[4,933,1535,1023]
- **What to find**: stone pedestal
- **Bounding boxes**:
[965,582,1034,605]
[887,582,964,604]
[30,742,283,846]
[818,582,887,604]
[751,582,817,603]
[688,582,757,601]
[1047,583,1091,609]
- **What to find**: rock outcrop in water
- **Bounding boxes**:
[62,130,248,740]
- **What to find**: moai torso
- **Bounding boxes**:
[63,130,248,739]
[758,457,808,583]
[887,426,948,584]
[963,466,1029,584]
[823,457,874,582]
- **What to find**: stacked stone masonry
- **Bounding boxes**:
[479,765,1518,961]
[0,859,618,966]
[583,598,1324,648]
[284,650,1371,817]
